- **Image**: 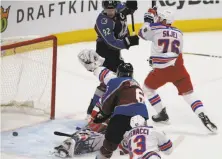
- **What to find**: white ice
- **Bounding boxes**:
[1,31,222,159]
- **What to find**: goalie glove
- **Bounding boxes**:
[78,49,105,72]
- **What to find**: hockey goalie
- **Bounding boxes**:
[54,106,109,157]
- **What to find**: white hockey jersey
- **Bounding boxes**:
[126,126,173,159]
[139,22,183,69]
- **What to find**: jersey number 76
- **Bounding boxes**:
[158,39,180,54]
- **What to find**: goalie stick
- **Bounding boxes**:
[54,131,73,137]
[54,124,90,137]
[54,122,108,137]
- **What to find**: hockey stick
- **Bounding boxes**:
[131,13,135,35]
[184,52,222,58]
[172,135,185,149]
[152,0,156,7]
[154,135,185,153]
[54,123,90,137]
[54,131,73,137]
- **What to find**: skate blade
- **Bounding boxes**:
[207,124,218,134]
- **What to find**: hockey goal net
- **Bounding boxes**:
[1,35,57,120]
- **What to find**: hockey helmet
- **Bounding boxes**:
[130,115,146,128]
[158,9,175,24]
[117,63,133,77]
[102,0,119,9]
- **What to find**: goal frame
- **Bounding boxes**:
[1,35,57,120]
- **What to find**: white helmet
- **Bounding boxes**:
[130,115,146,128]
[158,9,175,24]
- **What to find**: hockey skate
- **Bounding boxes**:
[152,108,170,124]
[198,112,217,133]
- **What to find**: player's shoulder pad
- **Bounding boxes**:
[170,26,183,34]
[150,22,168,30]
[96,13,114,28]
[107,77,132,89]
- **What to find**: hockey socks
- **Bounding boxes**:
[143,85,164,114]
[182,92,205,115]
[183,92,217,132]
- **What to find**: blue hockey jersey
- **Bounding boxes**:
[94,2,129,50]
[94,67,149,119]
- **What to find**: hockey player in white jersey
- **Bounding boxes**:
[138,7,217,133]
[126,115,173,159]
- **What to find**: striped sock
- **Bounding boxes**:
[148,94,163,113]
[191,100,204,115]
[183,92,205,115]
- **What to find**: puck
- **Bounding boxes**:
[12,131,18,136]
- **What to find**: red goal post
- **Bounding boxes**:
[1,35,57,119]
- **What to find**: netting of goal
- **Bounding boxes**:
[1,35,57,119]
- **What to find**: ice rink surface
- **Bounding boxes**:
[1,31,222,159]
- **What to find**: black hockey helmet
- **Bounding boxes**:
[102,0,119,9]
[117,63,134,77]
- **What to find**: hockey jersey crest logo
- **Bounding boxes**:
[101,18,108,24]
[1,6,10,33]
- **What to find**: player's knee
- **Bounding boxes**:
[103,139,118,152]
[182,91,197,103]
[143,85,156,97]
[175,76,193,95]
[100,139,118,158]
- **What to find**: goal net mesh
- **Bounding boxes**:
[1,35,57,119]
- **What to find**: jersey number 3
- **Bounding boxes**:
[129,135,146,156]
[158,39,180,54]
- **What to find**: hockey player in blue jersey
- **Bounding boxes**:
[86,0,139,118]
[78,49,149,159]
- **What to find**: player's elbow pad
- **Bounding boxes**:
[158,140,173,155]
[162,146,173,155]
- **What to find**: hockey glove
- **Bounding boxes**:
[144,12,155,23]
[93,111,110,124]
[124,35,139,49]
[126,0,138,12]
[144,7,158,23]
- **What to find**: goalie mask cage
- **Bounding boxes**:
[1,35,57,120]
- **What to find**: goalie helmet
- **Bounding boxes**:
[102,0,119,9]
[158,9,175,24]
[130,115,146,128]
[117,63,133,77]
